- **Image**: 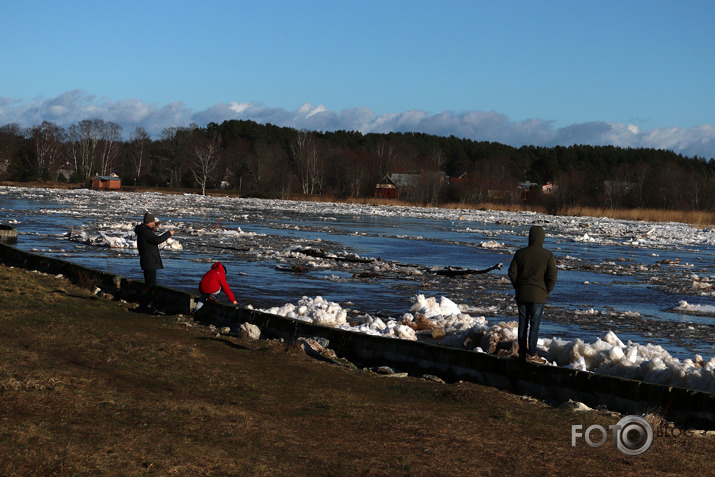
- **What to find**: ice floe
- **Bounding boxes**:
[259,293,715,393]
[68,228,182,250]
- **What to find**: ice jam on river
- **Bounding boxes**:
[1,185,714,392]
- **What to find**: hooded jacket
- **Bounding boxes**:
[508,225,558,304]
[135,223,172,271]
[199,262,236,303]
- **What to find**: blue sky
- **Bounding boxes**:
[1,0,714,158]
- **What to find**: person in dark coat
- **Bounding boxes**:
[135,212,174,312]
[508,225,558,363]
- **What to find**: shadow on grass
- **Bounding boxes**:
[52,289,100,300]
[195,336,249,351]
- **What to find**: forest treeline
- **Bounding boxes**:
[1,118,713,211]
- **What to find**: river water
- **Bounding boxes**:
[1,186,714,361]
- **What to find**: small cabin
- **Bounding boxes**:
[374,175,399,198]
[90,175,121,190]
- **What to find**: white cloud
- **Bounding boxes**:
[1,90,713,159]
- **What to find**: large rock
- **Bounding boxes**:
[298,337,337,360]
[239,322,261,341]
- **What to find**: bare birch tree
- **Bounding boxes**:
[307,136,323,194]
[98,121,122,176]
[191,134,221,195]
[430,146,445,168]
[291,130,323,194]
[129,127,150,185]
[31,121,65,178]
[67,119,103,180]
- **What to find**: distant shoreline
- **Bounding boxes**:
[2,180,713,227]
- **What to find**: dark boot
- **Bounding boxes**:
[136,287,154,313]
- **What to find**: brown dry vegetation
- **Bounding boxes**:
[554,205,715,228]
[1,264,714,476]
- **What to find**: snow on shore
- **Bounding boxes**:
[544,331,715,393]
[260,294,715,394]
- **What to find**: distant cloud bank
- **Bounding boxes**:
[1,89,713,159]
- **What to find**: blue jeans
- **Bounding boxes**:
[517,302,544,357]
[192,290,220,313]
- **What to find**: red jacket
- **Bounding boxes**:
[199,262,236,303]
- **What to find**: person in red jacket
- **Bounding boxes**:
[192,262,238,314]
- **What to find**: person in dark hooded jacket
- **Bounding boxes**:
[135,212,174,312]
[192,262,238,314]
[508,225,557,363]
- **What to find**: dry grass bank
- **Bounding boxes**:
[556,206,715,228]
[1,264,714,476]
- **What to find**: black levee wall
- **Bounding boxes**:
[1,241,714,429]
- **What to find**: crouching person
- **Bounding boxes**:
[192,262,238,314]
